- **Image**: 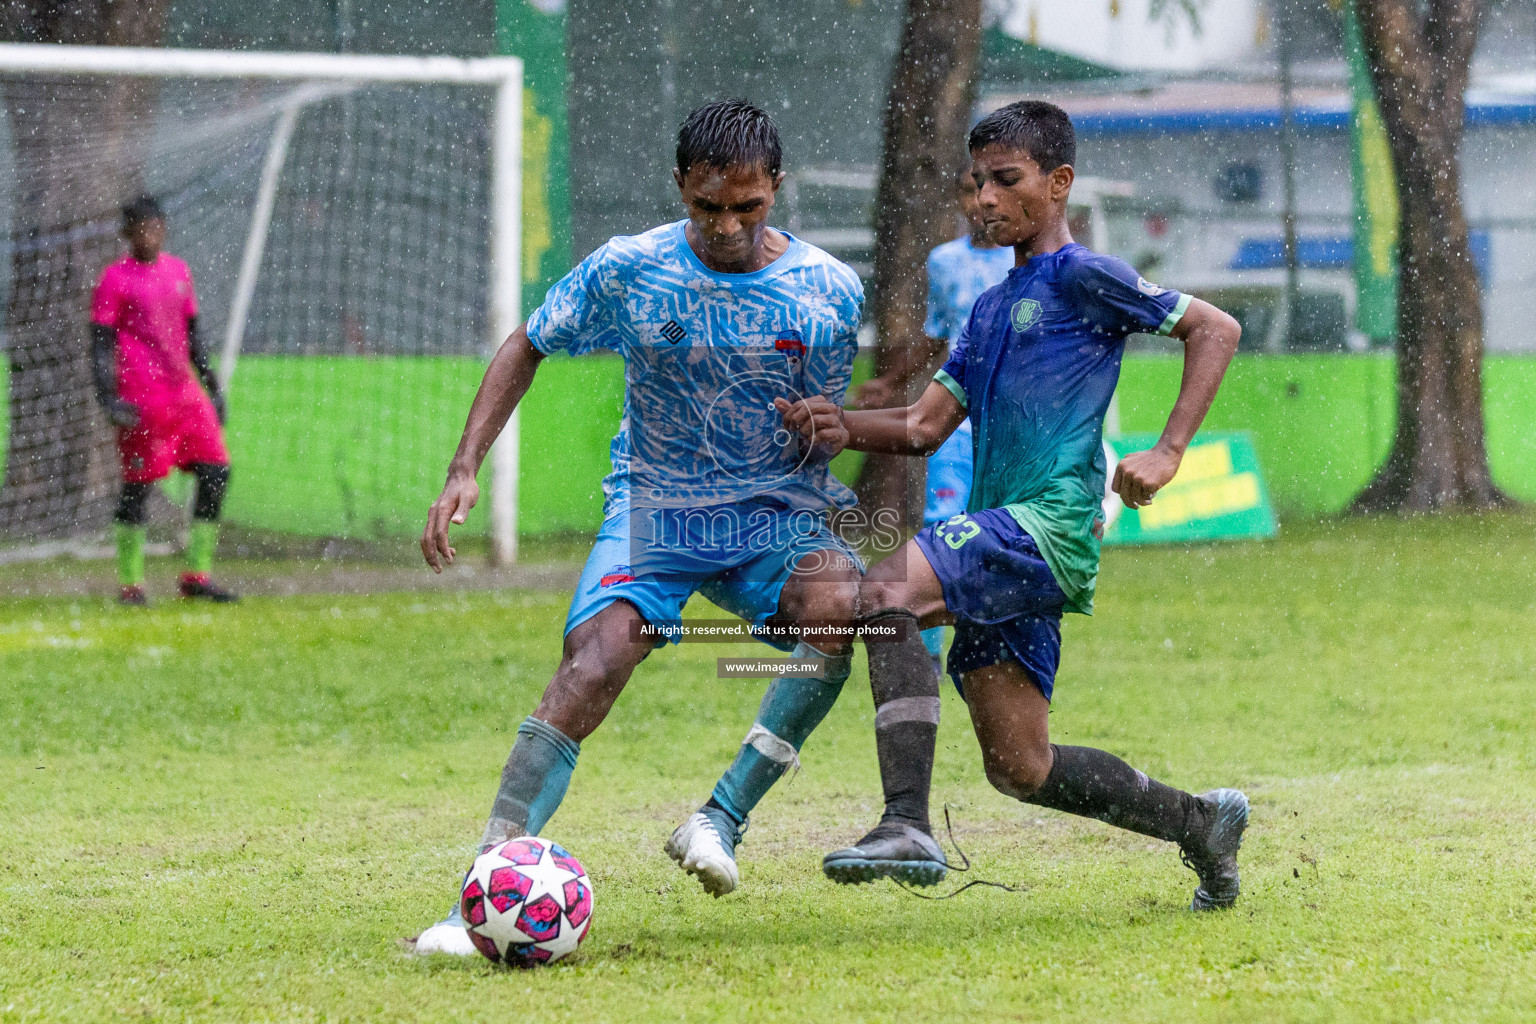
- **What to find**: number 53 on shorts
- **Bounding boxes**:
[935,514,980,550]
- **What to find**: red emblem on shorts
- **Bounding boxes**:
[599,565,634,587]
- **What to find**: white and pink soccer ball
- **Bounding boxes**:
[459,836,593,965]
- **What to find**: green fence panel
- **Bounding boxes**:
[1117,354,1398,516]
[1485,357,1536,502]
[517,353,625,534]
[4,352,1534,537]
[223,356,491,538]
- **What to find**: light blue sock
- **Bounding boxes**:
[710,641,852,823]
[480,716,580,849]
[921,626,946,659]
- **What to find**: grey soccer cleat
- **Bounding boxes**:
[1182,788,1250,911]
[666,806,746,897]
[823,821,948,887]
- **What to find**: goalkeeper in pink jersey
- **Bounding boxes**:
[91,195,237,605]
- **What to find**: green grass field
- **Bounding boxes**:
[3,514,1535,1022]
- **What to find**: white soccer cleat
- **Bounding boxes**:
[411,911,478,956]
[665,809,744,897]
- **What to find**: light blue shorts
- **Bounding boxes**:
[565,501,861,652]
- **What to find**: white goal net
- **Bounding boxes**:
[0,45,522,560]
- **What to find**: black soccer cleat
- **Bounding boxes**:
[118,585,149,607]
[1181,787,1249,911]
[179,573,239,603]
[823,821,948,887]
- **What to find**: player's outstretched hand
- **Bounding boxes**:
[422,471,479,572]
[773,395,848,461]
[1113,444,1182,508]
[107,399,141,429]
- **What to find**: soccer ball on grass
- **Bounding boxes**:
[459,836,593,965]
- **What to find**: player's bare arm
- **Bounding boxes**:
[422,324,544,571]
[775,380,964,458]
[1112,296,1241,509]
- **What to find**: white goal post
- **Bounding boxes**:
[0,43,524,563]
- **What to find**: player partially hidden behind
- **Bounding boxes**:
[91,196,236,606]
[779,101,1251,909]
[855,164,1011,681]
[414,101,865,954]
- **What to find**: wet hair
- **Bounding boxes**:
[121,194,164,229]
[675,99,782,179]
[968,100,1076,172]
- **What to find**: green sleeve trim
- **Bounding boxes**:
[1156,292,1192,337]
[933,369,968,409]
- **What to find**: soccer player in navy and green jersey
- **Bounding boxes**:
[414,101,865,953]
[856,165,1012,678]
[780,101,1252,909]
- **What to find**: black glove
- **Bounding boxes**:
[107,399,141,429]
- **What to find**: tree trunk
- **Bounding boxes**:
[853,0,981,532]
[1349,0,1507,512]
[0,0,169,539]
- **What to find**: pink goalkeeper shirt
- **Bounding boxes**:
[90,252,200,405]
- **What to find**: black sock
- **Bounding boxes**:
[864,609,939,834]
[115,482,151,525]
[1027,744,1210,848]
[190,463,230,520]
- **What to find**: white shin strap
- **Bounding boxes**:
[743,722,801,773]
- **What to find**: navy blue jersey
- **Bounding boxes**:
[934,243,1188,612]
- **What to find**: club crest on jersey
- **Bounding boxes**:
[1010,298,1042,333]
[773,329,806,358]
[599,565,634,587]
[1136,277,1168,297]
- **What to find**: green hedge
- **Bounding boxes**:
[3,353,1534,536]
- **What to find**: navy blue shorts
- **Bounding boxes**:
[913,508,1067,700]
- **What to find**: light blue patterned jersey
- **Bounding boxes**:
[527,221,864,516]
[922,236,1014,348]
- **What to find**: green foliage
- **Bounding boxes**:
[3,514,1536,1021]
[1149,0,1209,37]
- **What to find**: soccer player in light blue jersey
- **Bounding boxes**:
[857,166,1012,679]
[414,101,866,952]
[781,101,1253,910]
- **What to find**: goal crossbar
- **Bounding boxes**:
[0,42,521,85]
[0,43,525,563]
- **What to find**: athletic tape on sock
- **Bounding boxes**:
[479,816,521,851]
[710,645,845,822]
[743,723,800,771]
[875,695,942,729]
